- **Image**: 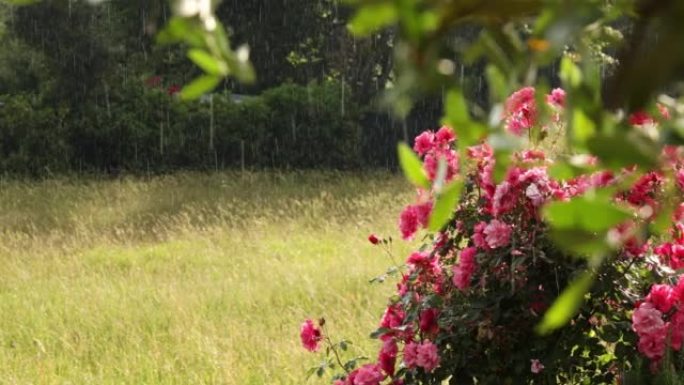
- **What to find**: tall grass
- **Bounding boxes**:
[0,171,414,384]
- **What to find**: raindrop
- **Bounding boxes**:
[340,78,345,117]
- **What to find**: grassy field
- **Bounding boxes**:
[0,172,414,385]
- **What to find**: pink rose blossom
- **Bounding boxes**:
[530,359,545,374]
[399,205,419,240]
[492,181,516,216]
[525,183,544,206]
[638,325,669,361]
[353,364,385,385]
[403,342,419,368]
[505,87,535,115]
[504,87,537,135]
[407,251,430,267]
[646,284,675,313]
[378,339,398,376]
[546,88,566,108]
[671,311,684,351]
[674,276,684,305]
[416,341,440,372]
[413,131,436,155]
[399,203,432,240]
[632,303,665,336]
[423,153,438,181]
[472,222,488,249]
[435,125,456,145]
[484,220,512,249]
[415,202,433,228]
[300,319,322,352]
[380,304,405,330]
[452,247,477,291]
[419,308,440,335]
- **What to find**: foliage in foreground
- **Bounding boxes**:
[301,89,684,384]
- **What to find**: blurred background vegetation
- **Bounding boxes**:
[0,0,451,175]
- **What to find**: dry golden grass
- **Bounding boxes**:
[0,171,415,384]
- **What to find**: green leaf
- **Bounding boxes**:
[650,203,675,236]
[560,56,582,88]
[397,143,430,189]
[428,181,463,231]
[572,109,596,143]
[445,89,470,125]
[187,49,226,76]
[369,327,392,339]
[485,65,509,102]
[444,88,487,150]
[180,75,221,101]
[548,162,579,180]
[348,3,397,36]
[536,270,596,335]
[587,134,658,170]
[543,194,631,232]
[548,229,609,259]
[156,17,204,47]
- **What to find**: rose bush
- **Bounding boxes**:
[301,88,684,384]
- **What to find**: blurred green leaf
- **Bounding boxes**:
[180,75,221,101]
[428,181,463,231]
[485,65,509,102]
[445,88,487,150]
[187,49,226,76]
[548,161,592,181]
[560,56,582,88]
[156,17,204,47]
[549,228,609,258]
[445,88,470,124]
[586,134,658,169]
[348,3,397,36]
[397,143,430,189]
[650,202,675,236]
[536,270,595,335]
[543,194,630,233]
[571,109,596,143]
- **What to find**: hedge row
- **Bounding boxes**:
[0,81,435,175]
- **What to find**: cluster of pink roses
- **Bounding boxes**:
[302,87,684,383]
[413,125,459,182]
[503,86,565,134]
[632,278,684,368]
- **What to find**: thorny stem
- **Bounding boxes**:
[322,324,349,375]
[381,243,401,267]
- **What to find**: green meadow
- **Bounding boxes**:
[0,172,414,385]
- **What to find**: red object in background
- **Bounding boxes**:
[167,84,181,96]
[368,234,380,245]
[144,75,162,88]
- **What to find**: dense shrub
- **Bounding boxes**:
[0,94,70,174]
[0,80,379,175]
[301,88,684,384]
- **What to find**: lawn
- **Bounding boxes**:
[0,172,414,385]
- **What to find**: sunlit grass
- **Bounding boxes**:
[0,171,414,384]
